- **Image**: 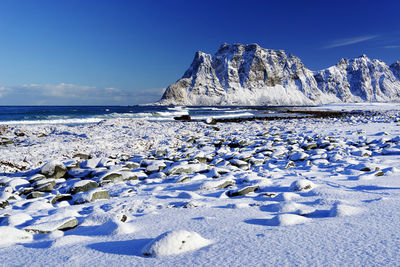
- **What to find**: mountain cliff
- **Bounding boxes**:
[158,43,400,105]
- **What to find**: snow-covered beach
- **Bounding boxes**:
[1,104,400,266]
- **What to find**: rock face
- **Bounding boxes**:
[158,43,400,105]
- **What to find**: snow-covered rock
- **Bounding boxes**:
[24,217,78,233]
[289,179,316,192]
[40,161,67,179]
[142,230,212,257]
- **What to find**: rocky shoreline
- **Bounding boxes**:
[1,107,400,264]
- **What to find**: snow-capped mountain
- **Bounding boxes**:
[314,56,400,102]
[158,43,400,106]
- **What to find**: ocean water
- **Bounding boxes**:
[0,105,299,125]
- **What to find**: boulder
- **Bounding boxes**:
[70,180,99,194]
[99,172,124,184]
[40,161,67,179]
[74,189,110,204]
[28,174,46,184]
[24,217,78,233]
[26,192,45,199]
[227,186,259,197]
[50,194,73,204]
[36,182,54,193]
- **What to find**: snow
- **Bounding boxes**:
[141,230,212,257]
[0,104,400,265]
[0,226,33,245]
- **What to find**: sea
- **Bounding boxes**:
[0,105,304,125]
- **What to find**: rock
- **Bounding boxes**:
[73,153,91,160]
[289,152,309,161]
[40,161,67,179]
[26,192,45,199]
[119,214,128,222]
[20,187,34,195]
[24,217,78,233]
[227,186,259,197]
[176,175,190,183]
[152,149,167,158]
[124,162,140,169]
[64,160,79,170]
[200,179,236,190]
[0,138,13,146]
[249,157,264,166]
[74,189,110,204]
[99,172,124,184]
[207,168,221,178]
[0,200,9,209]
[34,178,56,187]
[360,167,372,172]
[120,171,140,181]
[28,174,46,184]
[36,182,54,193]
[50,194,73,204]
[80,158,101,169]
[174,115,191,121]
[229,159,249,168]
[351,149,372,157]
[166,162,208,175]
[146,161,166,173]
[66,168,92,178]
[302,143,317,150]
[70,180,99,194]
[285,161,296,169]
[89,189,110,201]
[289,179,316,192]
[142,230,212,257]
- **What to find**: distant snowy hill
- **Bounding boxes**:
[158,43,400,105]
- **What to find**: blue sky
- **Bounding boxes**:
[0,0,399,105]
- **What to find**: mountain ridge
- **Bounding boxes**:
[158,43,400,105]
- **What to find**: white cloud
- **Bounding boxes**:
[0,83,165,105]
[324,35,378,49]
[383,45,400,49]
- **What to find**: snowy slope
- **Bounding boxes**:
[158,43,400,106]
